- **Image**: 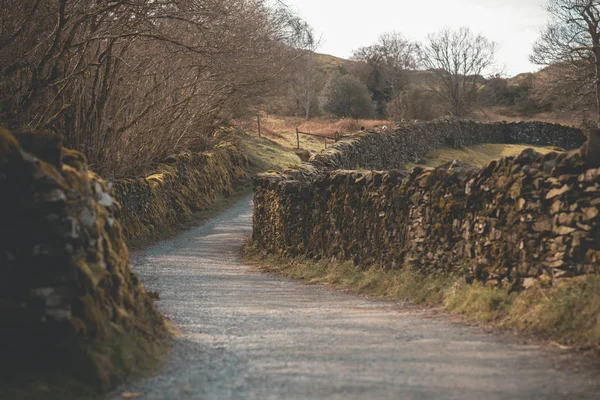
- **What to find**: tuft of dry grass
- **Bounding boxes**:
[244,242,600,353]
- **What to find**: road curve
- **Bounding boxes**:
[110,196,599,400]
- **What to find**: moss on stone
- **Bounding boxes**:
[0,128,169,397]
[253,121,599,290]
[113,143,250,242]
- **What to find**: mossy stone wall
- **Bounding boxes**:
[0,124,250,394]
[253,121,598,288]
[0,128,167,392]
[306,120,584,173]
[113,143,249,242]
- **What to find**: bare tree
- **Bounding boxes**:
[289,23,321,119]
[421,27,497,117]
[531,0,600,162]
[0,0,310,177]
[352,32,419,119]
[530,61,596,117]
[531,0,600,116]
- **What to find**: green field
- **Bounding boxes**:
[408,143,561,169]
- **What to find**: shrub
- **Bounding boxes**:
[399,88,444,121]
[320,74,375,119]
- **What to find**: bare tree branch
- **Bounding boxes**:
[420,27,497,117]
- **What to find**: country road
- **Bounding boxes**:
[110,195,600,400]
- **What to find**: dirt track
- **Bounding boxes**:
[110,196,599,400]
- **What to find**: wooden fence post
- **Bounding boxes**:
[257,115,261,138]
[296,127,300,149]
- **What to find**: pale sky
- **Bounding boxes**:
[284,0,549,77]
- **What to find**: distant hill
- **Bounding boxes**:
[507,72,536,86]
[311,52,489,91]
[312,52,362,72]
[266,50,576,124]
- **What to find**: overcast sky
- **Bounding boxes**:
[283,0,549,77]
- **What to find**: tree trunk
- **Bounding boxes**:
[588,46,600,165]
[596,52,600,129]
[305,93,311,120]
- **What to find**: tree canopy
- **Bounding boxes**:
[531,0,600,125]
[0,0,311,176]
[320,74,375,119]
[420,27,497,117]
[352,32,419,118]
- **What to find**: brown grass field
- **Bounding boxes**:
[237,115,563,171]
[236,116,393,154]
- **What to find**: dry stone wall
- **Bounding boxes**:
[0,123,252,393]
[113,144,249,242]
[307,120,584,173]
[0,125,252,392]
[0,128,167,391]
[253,121,598,287]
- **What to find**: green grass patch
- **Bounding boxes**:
[406,143,562,170]
[239,134,301,173]
[245,242,600,352]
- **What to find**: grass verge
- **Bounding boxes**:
[239,134,301,173]
[244,242,600,353]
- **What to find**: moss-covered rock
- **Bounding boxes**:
[0,128,169,396]
[114,143,249,242]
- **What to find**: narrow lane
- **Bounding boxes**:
[110,196,599,400]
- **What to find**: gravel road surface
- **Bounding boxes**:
[109,196,599,400]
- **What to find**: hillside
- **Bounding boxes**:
[312,52,365,73]
[273,51,581,126]
[310,52,447,90]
